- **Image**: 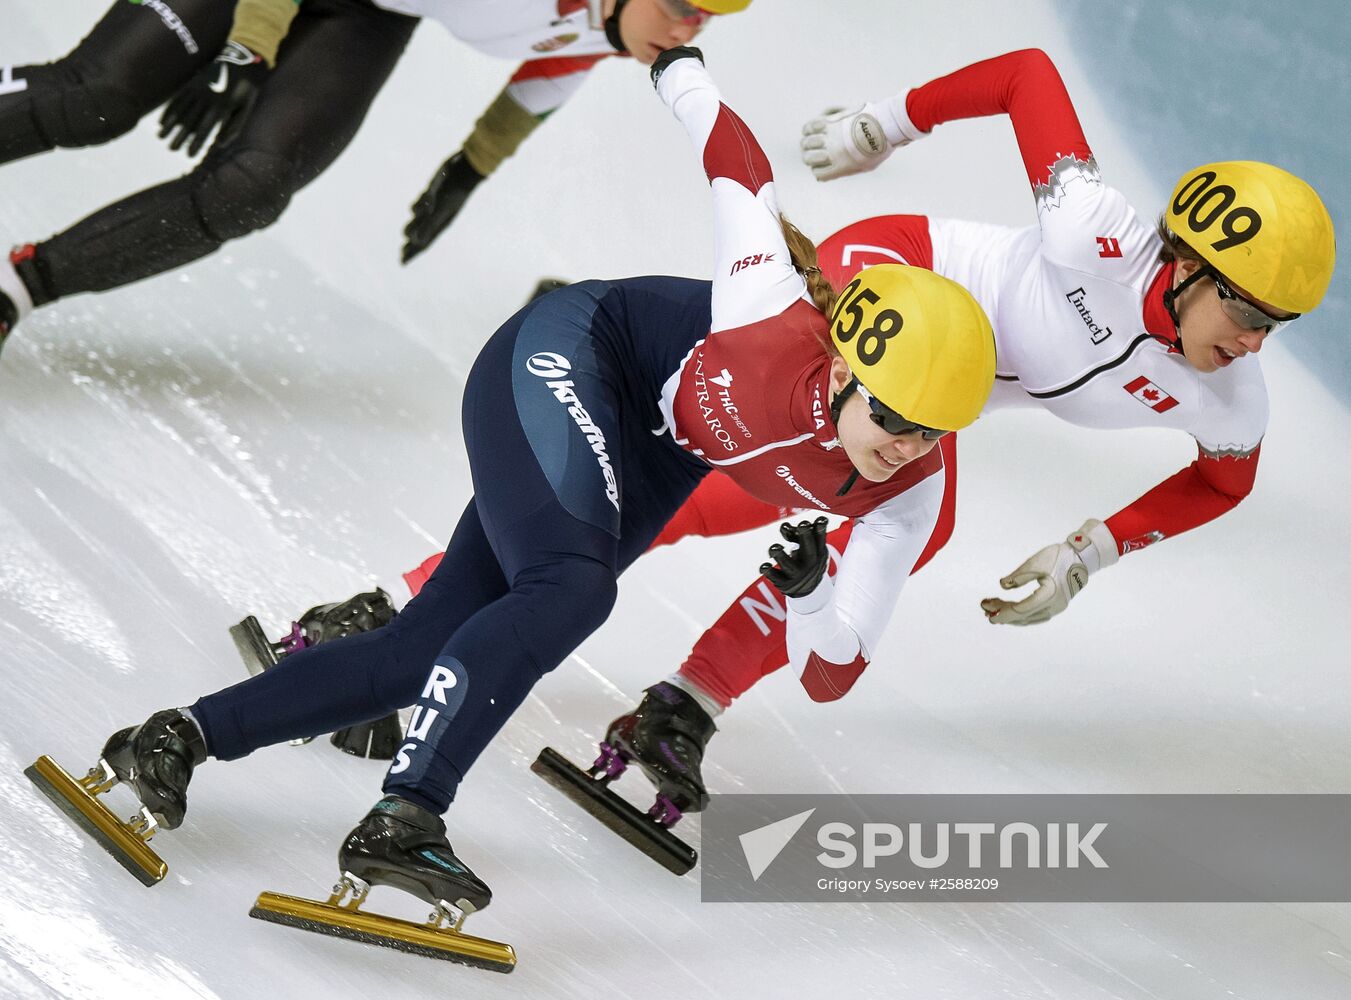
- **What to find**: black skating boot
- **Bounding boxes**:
[0,288,16,344]
[230,589,401,758]
[604,682,717,813]
[339,797,492,915]
[100,709,207,830]
[231,588,397,675]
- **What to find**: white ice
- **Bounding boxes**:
[3,2,1350,998]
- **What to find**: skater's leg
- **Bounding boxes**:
[676,434,958,705]
[191,499,508,759]
[15,0,418,307]
[383,288,707,813]
[0,0,227,165]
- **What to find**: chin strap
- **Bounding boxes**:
[603,0,631,53]
[1161,263,1213,357]
[830,375,862,496]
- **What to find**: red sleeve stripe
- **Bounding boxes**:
[702,104,774,195]
[800,651,868,703]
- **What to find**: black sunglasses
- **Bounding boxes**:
[851,378,950,439]
[1210,270,1298,332]
[1170,265,1298,333]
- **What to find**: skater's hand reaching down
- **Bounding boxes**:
[761,518,831,599]
[160,42,269,157]
[980,519,1119,625]
[402,152,485,264]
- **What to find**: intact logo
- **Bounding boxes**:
[1123,375,1179,413]
[730,252,776,276]
[1064,287,1113,344]
[526,352,620,510]
[1096,236,1123,258]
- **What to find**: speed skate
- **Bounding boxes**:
[250,876,516,973]
[24,754,168,886]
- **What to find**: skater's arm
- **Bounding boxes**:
[229,0,300,68]
[655,52,805,333]
[464,56,609,176]
[784,472,945,702]
[1105,356,1267,553]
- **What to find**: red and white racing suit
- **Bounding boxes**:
[375,0,618,116]
[413,50,1265,706]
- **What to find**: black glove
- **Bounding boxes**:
[650,45,704,87]
[159,41,269,157]
[760,517,831,599]
[401,151,486,264]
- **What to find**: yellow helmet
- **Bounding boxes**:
[693,0,753,12]
[829,264,995,432]
[1166,161,1335,314]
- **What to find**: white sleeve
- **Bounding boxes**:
[784,468,945,676]
[655,57,806,333]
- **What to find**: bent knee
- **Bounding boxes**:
[40,78,143,147]
[194,148,296,240]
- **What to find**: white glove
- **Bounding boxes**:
[980,520,1119,626]
[799,94,926,181]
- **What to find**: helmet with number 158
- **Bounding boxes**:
[1166,161,1335,315]
[829,264,996,432]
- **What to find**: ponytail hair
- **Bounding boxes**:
[779,214,838,319]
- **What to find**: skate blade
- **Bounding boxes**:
[250,891,516,973]
[532,747,697,876]
[229,616,280,677]
[24,755,167,887]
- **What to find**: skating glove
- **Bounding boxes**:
[980,519,1120,626]
[761,517,831,599]
[401,152,486,264]
[650,45,704,87]
[159,41,270,158]
[800,96,927,181]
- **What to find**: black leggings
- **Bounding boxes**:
[1,0,417,304]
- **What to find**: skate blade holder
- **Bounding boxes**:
[250,874,516,973]
[23,755,168,886]
[531,747,697,876]
[228,617,314,746]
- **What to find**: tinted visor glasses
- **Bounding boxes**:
[853,379,949,440]
[1210,270,1298,333]
[656,0,714,26]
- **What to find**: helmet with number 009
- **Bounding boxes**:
[1166,161,1335,314]
[829,264,996,431]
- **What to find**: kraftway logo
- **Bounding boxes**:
[738,809,1108,883]
[775,464,830,511]
[526,352,620,510]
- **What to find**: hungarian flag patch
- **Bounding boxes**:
[1123,375,1179,413]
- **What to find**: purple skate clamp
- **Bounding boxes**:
[590,741,628,781]
[648,794,683,828]
[279,621,311,654]
[531,747,697,876]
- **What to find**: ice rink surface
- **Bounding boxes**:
[2,2,1349,998]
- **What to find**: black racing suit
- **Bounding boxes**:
[1,0,418,305]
